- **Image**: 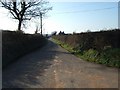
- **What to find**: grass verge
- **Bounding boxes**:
[52,38,120,68]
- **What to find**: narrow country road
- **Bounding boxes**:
[3,39,118,88]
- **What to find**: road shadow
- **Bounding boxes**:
[2,40,58,88]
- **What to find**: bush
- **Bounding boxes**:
[52,29,120,51]
[52,29,120,68]
[2,30,47,68]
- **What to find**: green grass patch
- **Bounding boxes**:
[98,48,120,67]
[52,38,120,68]
[52,38,74,53]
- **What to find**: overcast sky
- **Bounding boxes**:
[0,1,119,34]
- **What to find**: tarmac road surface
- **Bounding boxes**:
[2,39,118,88]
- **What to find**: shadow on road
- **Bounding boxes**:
[2,40,119,88]
[2,40,59,88]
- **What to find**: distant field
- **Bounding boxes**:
[2,30,47,68]
[52,29,120,68]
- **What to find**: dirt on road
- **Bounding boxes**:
[2,39,118,88]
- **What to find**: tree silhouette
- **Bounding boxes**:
[51,31,57,36]
[0,0,52,32]
[58,31,65,35]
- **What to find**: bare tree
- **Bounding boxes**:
[0,0,52,32]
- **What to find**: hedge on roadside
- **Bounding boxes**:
[2,30,47,68]
[52,29,120,51]
[52,29,120,68]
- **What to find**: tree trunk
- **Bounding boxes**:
[40,12,42,35]
[18,20,22,31]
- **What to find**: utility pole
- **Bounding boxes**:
[40,12,42,35]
